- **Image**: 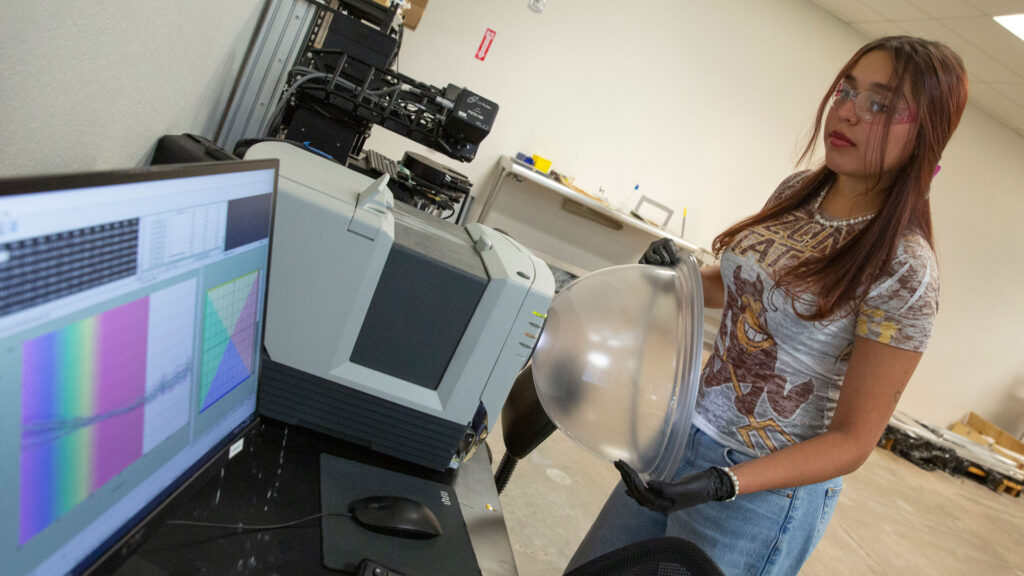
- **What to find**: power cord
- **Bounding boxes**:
[166,511,352,532]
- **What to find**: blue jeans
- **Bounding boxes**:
[565,426,842,576]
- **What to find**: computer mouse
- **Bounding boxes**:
[349,495,443,539]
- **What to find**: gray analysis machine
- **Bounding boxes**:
[244,142,554,471]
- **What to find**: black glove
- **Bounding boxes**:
[615,460,735,514]
[639,238,680,266]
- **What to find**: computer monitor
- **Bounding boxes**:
[0,160,278,576]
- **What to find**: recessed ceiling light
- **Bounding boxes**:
[994,14,1024,42]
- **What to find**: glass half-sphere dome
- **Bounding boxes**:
[532,254,704,481]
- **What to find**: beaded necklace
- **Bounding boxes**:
[812,184,876,227]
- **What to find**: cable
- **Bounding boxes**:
[393,22,403,74]
[166,512,352,532]
[265,71,329,135]
[269,66,403,132]
[367,83,403,96]
[270,63,453,150]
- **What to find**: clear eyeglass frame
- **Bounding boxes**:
[831,81,917,124]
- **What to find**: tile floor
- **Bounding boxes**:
[486,421,1024,575]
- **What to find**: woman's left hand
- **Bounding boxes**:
[639,238,680,266]
[615,460,735,514]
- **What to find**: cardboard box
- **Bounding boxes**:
[951,412,1024,470]
[964,411,1024,455]
[403,0,428,30]
[951,421,992,447]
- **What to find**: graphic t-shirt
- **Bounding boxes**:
[694,172,939,456]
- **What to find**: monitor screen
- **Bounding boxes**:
[0,160,278,576]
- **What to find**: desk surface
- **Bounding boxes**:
[473,157,710,277]
[96,418,515,576]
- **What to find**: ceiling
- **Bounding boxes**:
[809,0,1024,137]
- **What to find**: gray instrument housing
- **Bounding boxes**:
[244,142,553,469]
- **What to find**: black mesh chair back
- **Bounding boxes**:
[565,537,726,576]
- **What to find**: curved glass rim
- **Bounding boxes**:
[644,251,704,481]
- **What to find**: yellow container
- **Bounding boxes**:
[531,154,552,174]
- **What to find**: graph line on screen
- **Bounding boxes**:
[20,363,190,450]
[199,271,260,413]
[18,279,196,545]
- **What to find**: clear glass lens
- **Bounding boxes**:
[531,256,704,482]
[831,82,912,124]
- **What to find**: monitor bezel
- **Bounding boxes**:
[0,159,279,199]
[0,159,279,576]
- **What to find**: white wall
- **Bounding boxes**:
[1,0,1021,434]
[367,0,868,246]
[919,107,1024,436]
[0,1,264,176]
[367,0,1024,434]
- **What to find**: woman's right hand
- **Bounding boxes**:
[615,460,736,514]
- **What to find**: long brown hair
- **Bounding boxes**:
[712,36,968,321]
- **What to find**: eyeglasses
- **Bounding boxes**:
[831,81,917,124]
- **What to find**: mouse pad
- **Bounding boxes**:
[319,454,481,575]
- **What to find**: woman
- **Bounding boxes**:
[566,36,968,575]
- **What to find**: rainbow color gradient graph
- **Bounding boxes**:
[199,271,259,412]
[20,297,149,545]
